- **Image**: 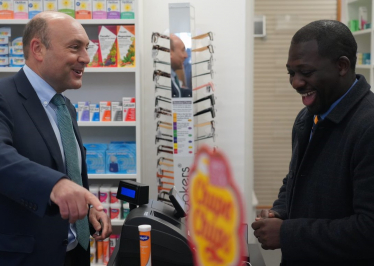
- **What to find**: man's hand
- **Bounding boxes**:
[255,209,280,221]
[252,218,283,250]
[50,179,103,223]
[89,207,113,240]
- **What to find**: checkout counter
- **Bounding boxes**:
[107,181,265,266]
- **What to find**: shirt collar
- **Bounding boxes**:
[23,64,59,107]
[318,78,358,121]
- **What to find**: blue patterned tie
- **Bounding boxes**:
[51,94,90,250]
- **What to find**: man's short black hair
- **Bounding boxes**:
[292,20,357,70]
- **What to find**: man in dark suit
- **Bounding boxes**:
[252,20,374,266]
[170,34,191,98]
[0,12,112,266]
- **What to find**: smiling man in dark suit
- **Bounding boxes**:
[0,12,112,266]
[252,20,374,266]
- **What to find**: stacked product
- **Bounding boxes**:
[0,0,135,19]
[89,234,120,265]
[0,28,25,67]
[74,98,136,122]
[84,142,136,174]
[86,24,135,68]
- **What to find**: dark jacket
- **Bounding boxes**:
[0,69,89,265]
[272,75,374,266]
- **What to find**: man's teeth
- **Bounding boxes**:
[74,70,82,74]
[300,91,315,97]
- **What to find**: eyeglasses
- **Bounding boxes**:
[191,55,214,70]
[156,120,172,131]
[157,145,173,155]
[151,32,170,43]
[155,82,171,92]
[194,94,216,106]
[195,128,216,142]
[152,45,170,58]
[194,120,215,129]
[193,69,214,79]
[194,106,216,118]
[155,95,171,107]
[192,45,214,54]
[153,58,171,68]
[157,167,174,176]
[154,106,172,119]
[153,69,171,82]
[193,82,215,93]
[192,31,213,41]
[157,157,174,167]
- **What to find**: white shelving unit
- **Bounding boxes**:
[342,0,374,85]
[0,10,141,266]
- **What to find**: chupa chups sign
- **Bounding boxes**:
[187,145,246,266]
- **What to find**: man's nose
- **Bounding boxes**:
[290,74,306,89]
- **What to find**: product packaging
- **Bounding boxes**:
[28,0,42,19]
[110,202,121,219]
[103,238,110,265]
[44,0,58,11]
[87,40,100,67]
[14,1,28,19]
[78,101,90,121]
[0,27,11,37]
[58,0,75,18]
[138,225,152,266]
[89,184,100,198]
[0,36,8,45]
[9,56,25,67]
[99,184,111,203]
[117,25,135,67]
[84,143,108,150]
[105,149,136,174]
[122,97,136,121]
[111,101,123,121]
[101,202,110,215]
[75,0,92,19]
[90,246,96,263]
[73,103,79,120]
[359,6,368,30]
[86,149,106,174]
[89,103,100,121]
[99,101,111,121]
[120,0,135,19]
[109,234,117,257]
[0,0,14,19]
[0,45,8,55]
[107,0,120,19]
[96,240,103,264]
[110,186,119,203]
[98,25,117,67]
[92,0,106,19]
[0,56,8,67]
[123,201,130,219]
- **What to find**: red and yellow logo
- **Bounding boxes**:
[187,145,246,266]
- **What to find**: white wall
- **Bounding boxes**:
[140,0,255,242]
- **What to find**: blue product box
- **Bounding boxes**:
[78,101,90,121]
[74,103,79,120]
[84,143,108,150]
[89,103,100,121]
[86,149,106,174]
[105,149,136,174]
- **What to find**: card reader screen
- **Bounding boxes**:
[121,187,136,198]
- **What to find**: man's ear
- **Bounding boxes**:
[337,56,350,77]
[29,38,44,62]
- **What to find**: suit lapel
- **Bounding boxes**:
[14,69,65,173]
[294,112,313,172]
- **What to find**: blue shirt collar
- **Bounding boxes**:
[23,64,59,106]
[318,78,358,121]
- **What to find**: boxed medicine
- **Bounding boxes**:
[117,25,135,67]
[86,149,106,174]
[100,101,111,121]
[92,0,106,19]
[58,0,75,18]
[14,1,28,19]
[87,40,100,67]
[122,97,135,121]
[111,102,123,121]
[107,0,120,19]
[0,0,14,19]
[44,0,58,11]
[28,0,42,19]
[99,25,117,67]
[105,149,136,174]
[120,0,135,19]
[89,103,100,121]
[75,0,92,19]
[78,101,90,121]
[359,6,368,30]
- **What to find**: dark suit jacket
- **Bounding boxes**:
[0,69,89,266]
[272,75,374,266]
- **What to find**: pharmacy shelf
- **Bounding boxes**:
[0,19,135,25]
[110,219,125,226]
[78,121,136,127]
[356,64,372,69]
[0,67,135,73]
[88,174,137,180]
[352,28,372,36]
